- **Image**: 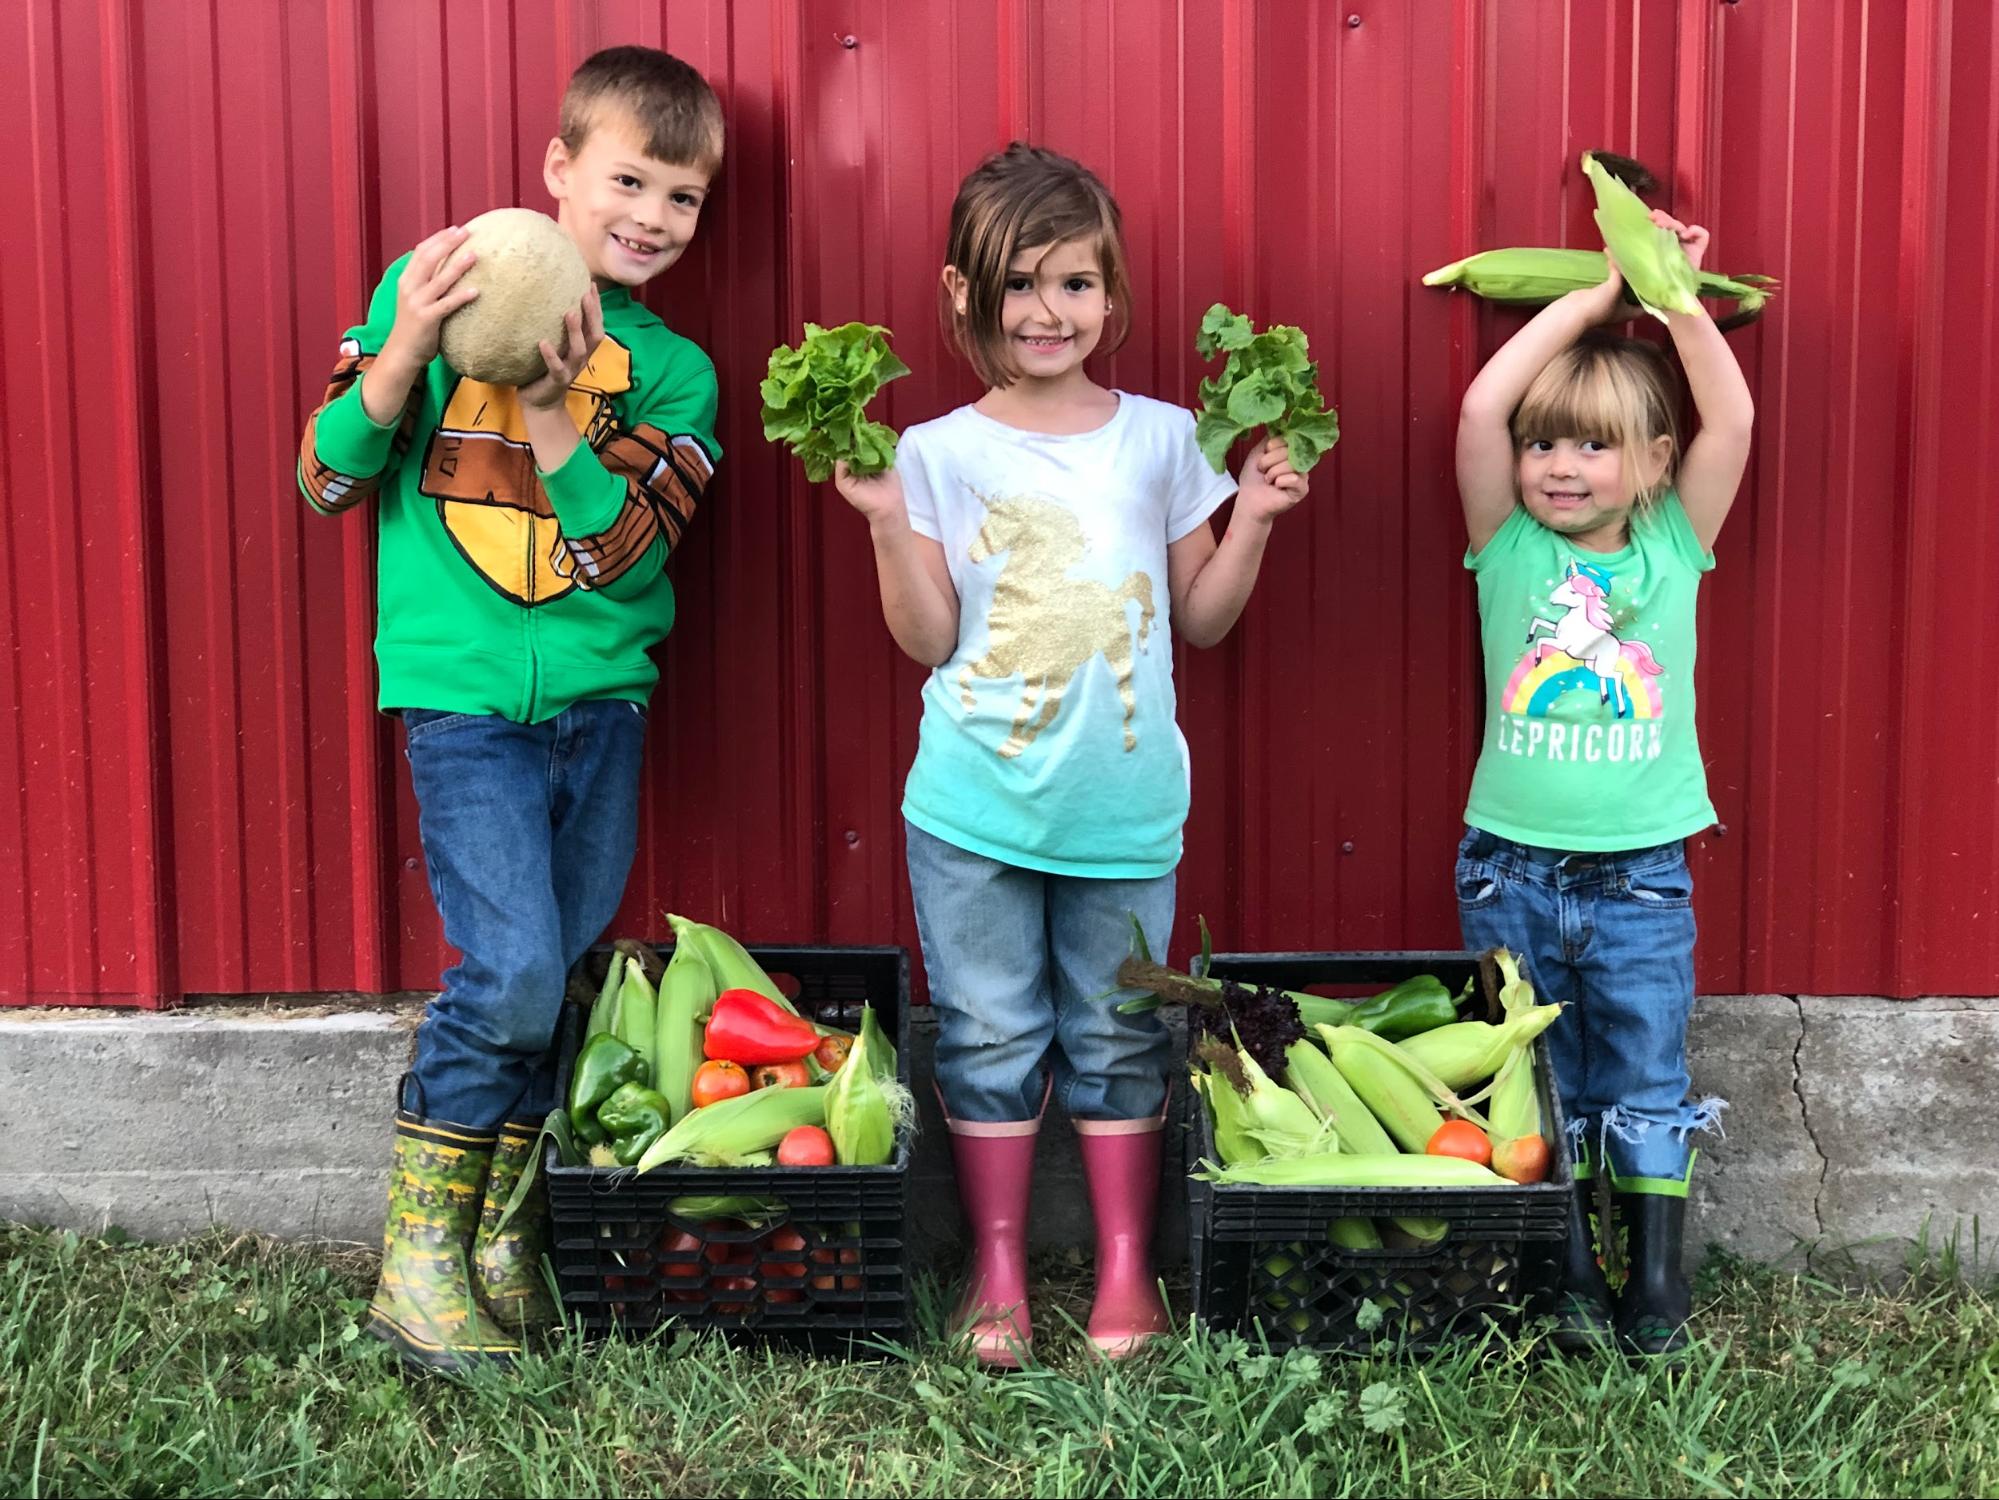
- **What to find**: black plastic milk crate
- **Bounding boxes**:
[1187,950,1573,1351]
[545,943,911,1354]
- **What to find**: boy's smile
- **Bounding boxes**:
[545,110,712,289]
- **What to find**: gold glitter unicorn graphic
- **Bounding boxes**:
[960,492,1155,759]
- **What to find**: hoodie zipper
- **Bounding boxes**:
[522,517,540,719]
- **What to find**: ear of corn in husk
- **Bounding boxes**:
[1195,1153,1508,1187]
[1422,247,1777,323]
[585,952,627,1042]
[1581,151,1704,318]
[1484,949,1552,1182]
[1285,1039,1449,1243]
[634,1083,829,1171]
[1394,1002,1563,1091]
[824,1003,907,1166]
[1320,1023,1489,1153]
[667,913,797,1014]
[1196,1037,1334,1161]
[653,940,714,1125]
[613,957,657,1068]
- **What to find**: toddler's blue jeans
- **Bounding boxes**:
[1455,826,1718,1188]
[399,701,646,1129]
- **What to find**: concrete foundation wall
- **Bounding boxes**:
[3,994,1992,1272]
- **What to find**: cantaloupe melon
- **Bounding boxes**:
[439,208,591,386]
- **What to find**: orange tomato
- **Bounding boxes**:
[1491,1133,1551,1184]
[809,1242,864,1294]
[691,1058,750,1108]
[750,1059,811,1090]
[1426,1118,1493,1166]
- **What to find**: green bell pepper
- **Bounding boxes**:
[567,1034,650,1145]
[1296,976,1459,1041]
[596,1081,672,1167]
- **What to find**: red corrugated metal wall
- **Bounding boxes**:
[3,0,1993,1007]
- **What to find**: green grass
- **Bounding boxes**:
[2,1224,1994,1498]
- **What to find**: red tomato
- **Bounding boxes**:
[762,1226,809,1305]
[776,1125,836,1167]
[750,1059,811,1091]
[1426,1118,1494,1166]
[1491,1132,1551,1184]
[813,1034,854,1073]
[656,1227,705,1304]
[691,1059,750,1108]
[700,1222,758,1315]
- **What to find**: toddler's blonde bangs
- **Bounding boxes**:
[1511,334,1681,506]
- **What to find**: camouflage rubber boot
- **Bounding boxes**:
[367,1113,522,1374]
[472,1118,558,1331]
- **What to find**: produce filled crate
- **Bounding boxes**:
[545,942,911,1354]
[1186,951,1571,1351]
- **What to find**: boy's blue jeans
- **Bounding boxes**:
[906,820,1174,1124]
[1454,826,1715,1186]
[400,701,647,1130]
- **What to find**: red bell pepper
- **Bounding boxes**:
[703,988,820,1065]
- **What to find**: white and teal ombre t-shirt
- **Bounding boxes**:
[897,394,1235,878]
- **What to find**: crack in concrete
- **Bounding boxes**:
[1790,994,1829,1238]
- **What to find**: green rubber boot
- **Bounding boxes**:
[1611,1159,1698,1358]
[367,1113,522,1374]
[472,1119,558,1331]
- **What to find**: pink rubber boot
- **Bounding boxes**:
[1075,1107,1171,1357]
[945,1114,1040,1367]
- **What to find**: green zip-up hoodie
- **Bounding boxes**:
[299,252,720,722]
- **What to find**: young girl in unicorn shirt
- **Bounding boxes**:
[833,143,1307,1365]
[1452,210,1755,1357]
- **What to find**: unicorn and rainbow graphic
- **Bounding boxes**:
[1502,559,1664,721]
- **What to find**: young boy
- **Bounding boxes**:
[297,46,724,1373]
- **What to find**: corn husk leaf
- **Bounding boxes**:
[1583,152,1703,320]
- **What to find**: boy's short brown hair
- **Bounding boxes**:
[560,46,724,174]
[942,143,1132,388]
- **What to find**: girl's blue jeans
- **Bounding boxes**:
[905,820,1174,1124]
[1455,826,1713,1186]
[399,701,647,1130]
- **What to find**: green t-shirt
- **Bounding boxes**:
[1464,497,1717,851]
[298,255,721,723]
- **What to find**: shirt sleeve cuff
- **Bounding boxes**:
[538,438,627,537]
[312,377,402,476]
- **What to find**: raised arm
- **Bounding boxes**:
[297,228,478,516]
[1456,267,1627,552]
[1652,217,1755,551]
[523,298,722,604]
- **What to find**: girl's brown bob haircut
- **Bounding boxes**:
[1512,331,1684,507]
[941,143,1133,389]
